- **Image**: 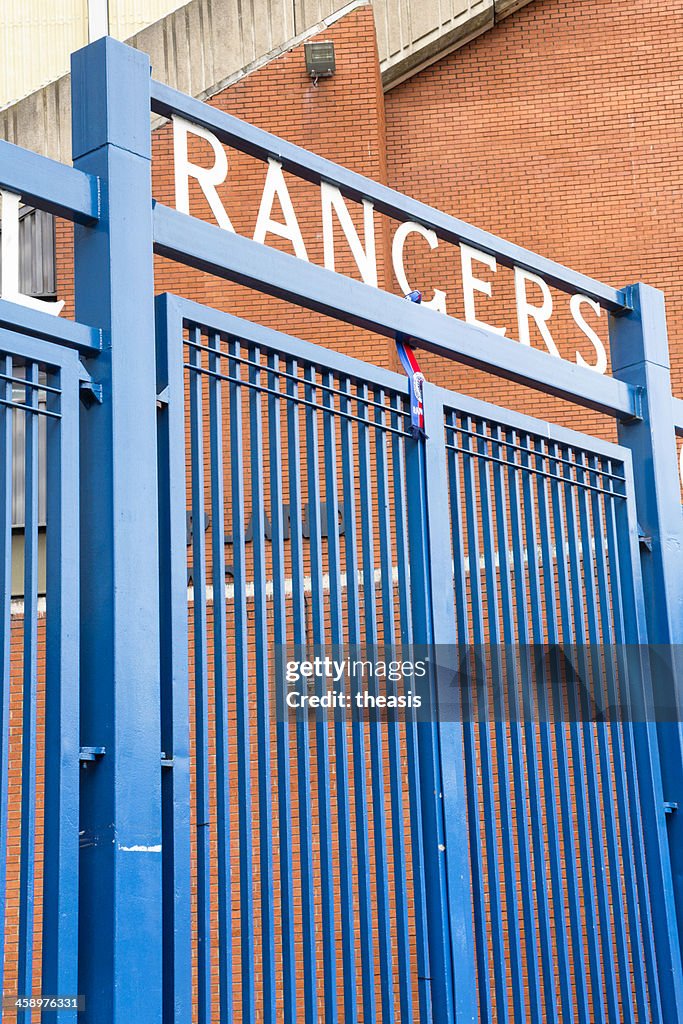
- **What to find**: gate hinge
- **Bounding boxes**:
[156,386,170,409]
[79,745,105,764]
[664,801,678,815]
[637,522,653,552]
[622,385,645,424]
[80,379,103,406]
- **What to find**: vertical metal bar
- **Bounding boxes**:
[501,426,543,1024]
[41,354,80,1023]
[416,386,476,1024]
[490,423,539,1024]
[303,363,337,1024]
[72,38,162,1020]
[574,449,620,1022]
[530,436,575,1023]
[586,452,635,1022]
[461,414,508,1024]
[519,430,565,1024]
[267,351,296,1024]
[338,374,376,1024]
[446,411,490,1024]
[207,329,233,1023]
[614,451,683,1021]
[0,355,12,999]
[285,357,317,1024]
[188,328,212,1023]
[612,284,683,982]
[545,440,590,1023]
[155,297,192,1024]
[321,370,357,1024]
[373,385,412,1024]
[248,342,276,1024]
[17,361,40,1018]
[356,380,394,1024]
[477,421,525,1024]
[599,455,653,1024]
[390,393,431,1024]
[560,447,607,1024]
[229,338,255,1024]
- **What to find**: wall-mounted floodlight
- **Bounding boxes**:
[304,41,336,85]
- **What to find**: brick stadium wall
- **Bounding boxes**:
[384,0,683,437]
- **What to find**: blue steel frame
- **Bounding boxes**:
[0,30,678,1024]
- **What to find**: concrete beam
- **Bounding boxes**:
[0,0,537,160]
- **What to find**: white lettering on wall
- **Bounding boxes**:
[172,115,234,231]
[253,159,308,261]
[321,182,377,286]
[514,268,561,358]
[169,118,618,378]
[391,221,446,313]
[570,293,608,374]
[0,191,64,316]
[461,244,505,335]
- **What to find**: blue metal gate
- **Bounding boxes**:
[156,295,448,1024]
[0,329,80,1014]
[0,31,681,1024]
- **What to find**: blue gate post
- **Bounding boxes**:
[405,385,478,1024]
[71,39,163,1021]
[611,282,683,946]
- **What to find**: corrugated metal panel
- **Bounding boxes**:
[18,207,57,298]
[0,0,190,109]
[0,206,57,299]
[0,0,88,109]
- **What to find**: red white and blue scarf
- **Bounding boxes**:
[395,290,427,438]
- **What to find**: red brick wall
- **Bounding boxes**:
[384,0,683,435]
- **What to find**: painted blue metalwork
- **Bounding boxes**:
[187,326,213,1021]
[321,368,358,1024]
[0,354,12,1003]
[153,204,639,419]
[41,348,80,1018]
[248,342,277,1024]
[284,353,318,1024]
[0,299,101,352]
[337,370,376,1024]
[71,37,163,1022]
[227,336,256,1024]
[207,329,233,1024]
[406,392,466,1024]
[389,389,432,1024]
[0,138,99,223]
[546,440,591,1024]
[266,349,296,1024]
[17,360,40,1022]
[155,296,193,1024]
[612,284,683,971]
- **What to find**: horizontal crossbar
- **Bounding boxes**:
[151,79,628,313]
[0,298,102,353]
[153,206,640,419]
[0,139,99,223]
